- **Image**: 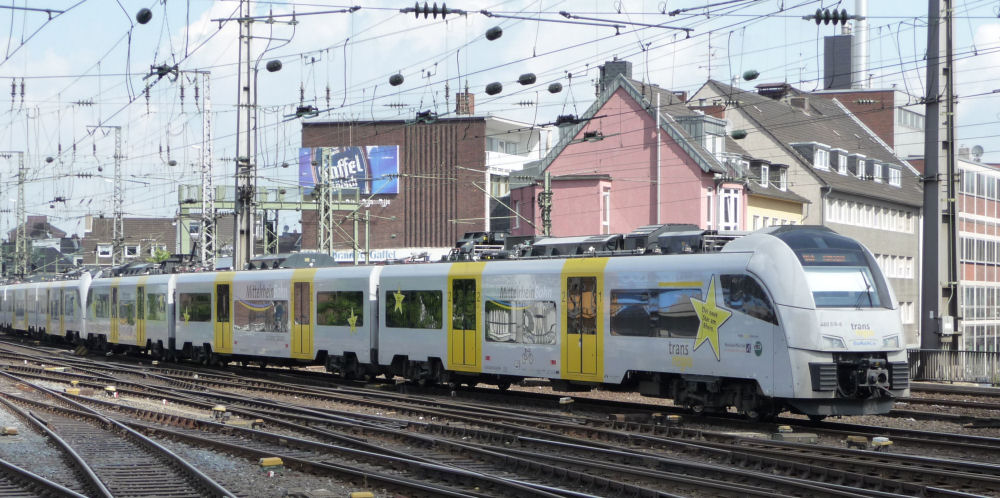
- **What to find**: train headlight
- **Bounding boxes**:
[821,335,847,350]
[882,335,900,349]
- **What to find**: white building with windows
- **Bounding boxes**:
[482,117,556,233]
[956,148,1000,351]
[692,80,924,345]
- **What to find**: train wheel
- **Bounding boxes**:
[690,403,706,416]
[808,414,827,422]
[496,381,511,392]
[465,381,478,389]
[745,409,775,422]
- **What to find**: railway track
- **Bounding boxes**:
[0,372,234,497]
[0,457,87,498]
[3,339,1000,496]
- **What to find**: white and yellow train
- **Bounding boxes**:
[0,226,909,419]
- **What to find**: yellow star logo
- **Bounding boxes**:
[347,308,358,333]
[182,308,190,324]
[393,288,405,313]
[691,278,731,361]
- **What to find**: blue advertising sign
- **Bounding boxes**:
[299,146,399,195]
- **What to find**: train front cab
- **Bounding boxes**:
[742,226,910,418]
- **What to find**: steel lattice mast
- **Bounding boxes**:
[16,153,25,275]
[88,126,123,266]
[200,71,216,268]
[0,152,27,276]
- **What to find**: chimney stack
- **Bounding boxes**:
[599,58,633,93]
[852,0,869,88]
[455,92,474,115]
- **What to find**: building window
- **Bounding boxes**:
[838,153,848,175]
[779,169,787,190]
[97,244,112,258]
[490,174,510,197]
[125,245,139,258]
[857,160,867,179]
[873,163,883,183]
[889,168,901,187]
[706,189,713,228]
[512,200,520,229]
[705,133,723,157]
[814,148,830,170]
[601,187,611,235]
[486,137,521,155]
[753,215,760,230]
[720,188,740,230]
[759,164,768,187]
[149,244,167,256]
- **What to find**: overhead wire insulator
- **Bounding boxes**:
[517,73,536,86]
[485,26,502,41]
[389,73,404,86]
[547,82,563,94]
[485,82,502,95]
[411,2,452,19]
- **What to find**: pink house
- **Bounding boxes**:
[510,60,747,237]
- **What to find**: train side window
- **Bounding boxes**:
[385,290,442,329]
[317,291,364,327]
[179,293,212,322]
[147,293,166,321]
[293,282,310,326]
[94,294,111,319]
[485,299,558,344]
[567,277,598,335]
[216,286,230,323]
[452,279,476,331]
[610,288,702,338]
[720,275,778,325]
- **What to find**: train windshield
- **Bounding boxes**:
[772,227,890,309]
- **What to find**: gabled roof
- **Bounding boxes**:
[514,75,728,187]
[699,80,922,207]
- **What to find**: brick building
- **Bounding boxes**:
[300,116,552,259]
[80,215,177,266]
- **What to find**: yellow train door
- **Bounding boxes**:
[291,269,317,360]
[561,259,607,382]
[447,262,484,373]
[136,286,146,347]
[110,287,119,344]
[214,280,233,354]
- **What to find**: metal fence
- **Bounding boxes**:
[908,349,1000,385]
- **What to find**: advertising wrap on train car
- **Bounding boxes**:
[234,280,290,335]
[299,146,399,195]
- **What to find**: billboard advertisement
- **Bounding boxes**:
[299,145,399,195]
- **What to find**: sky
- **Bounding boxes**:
[0,0,997,238]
